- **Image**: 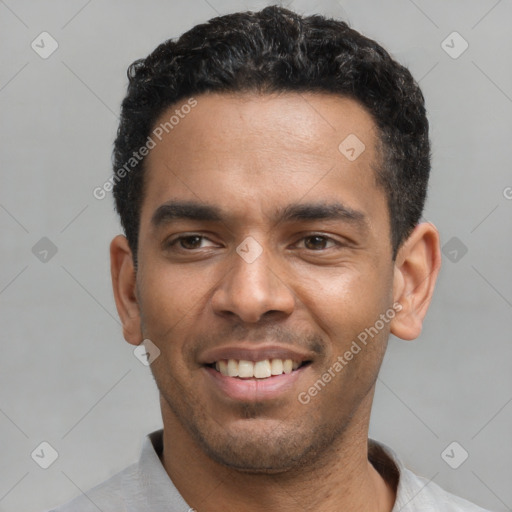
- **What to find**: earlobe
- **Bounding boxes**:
[390,223,441,341]
[110,235,143,346]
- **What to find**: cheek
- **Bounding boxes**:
[137,262,211,343]
[300,267,389,337]
[298,270,392,409]
[296,265,394,390]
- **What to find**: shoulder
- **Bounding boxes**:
[368,439,492,512]
[45,462,138,512]
[395,465,492,512]
[44,429,180,512]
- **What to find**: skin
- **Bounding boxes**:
[111,92,441,512]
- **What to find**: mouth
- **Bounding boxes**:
[200,346,315,402]
[205,358,312,379]
[199,344,316,401]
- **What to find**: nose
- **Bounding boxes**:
[211,244,295,324]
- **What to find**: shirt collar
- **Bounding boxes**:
[139,430,408,511]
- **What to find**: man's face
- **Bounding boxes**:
[135,92,397,471]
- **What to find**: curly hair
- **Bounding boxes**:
[113,6,430,262]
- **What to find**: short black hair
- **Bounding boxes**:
[113,5,430,262]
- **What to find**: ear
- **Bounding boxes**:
[110,235,143,346]
[390,222,441,341]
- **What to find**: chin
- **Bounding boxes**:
[192,420,326,474]
[203,443,306,474]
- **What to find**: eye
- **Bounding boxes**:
[298,235,338,251]
[165,235,217,250]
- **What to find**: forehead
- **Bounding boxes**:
[150,91,377,161]
[141,92,386,229]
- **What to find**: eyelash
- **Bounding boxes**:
[164,233,341,251]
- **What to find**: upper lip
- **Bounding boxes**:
[199,344,315,365]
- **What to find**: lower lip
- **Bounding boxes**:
[203,366,309,402]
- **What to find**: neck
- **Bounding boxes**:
[159,392,396,512]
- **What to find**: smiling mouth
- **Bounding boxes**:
[206,358,312,379]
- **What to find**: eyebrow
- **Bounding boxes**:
[151,200,367,230]
[278,202,366,226]
[152,201,223,226]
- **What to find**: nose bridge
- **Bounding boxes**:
[233,240,274,295]
[211,237,295,322]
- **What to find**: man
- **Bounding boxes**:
[50,6,491,511]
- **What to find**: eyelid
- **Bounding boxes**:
[163,233,219,249]
[293,233,340,249]
[162,232,349,251]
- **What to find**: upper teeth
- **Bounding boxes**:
[214,359,300,379]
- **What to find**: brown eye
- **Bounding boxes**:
[179,235,204,249]
[303,235,332,250]
[162,233,219,253]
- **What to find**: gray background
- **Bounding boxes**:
[1,0,511,511]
